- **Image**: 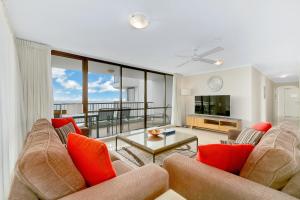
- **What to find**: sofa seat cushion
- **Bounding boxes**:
[16,119,86,200]
[240,125,300,190]
[112,160,133,176]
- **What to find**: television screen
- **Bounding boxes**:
[195,95,230,116]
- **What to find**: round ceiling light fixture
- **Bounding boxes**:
[129,13,149,29]
[214,59,224,66]
[279,74,289,78]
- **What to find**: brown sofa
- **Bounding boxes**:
[163,122,300,200]
[9,119,169,200]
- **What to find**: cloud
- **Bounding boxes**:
[58,79,82,90]
[52,68,66,79]
[88,78,102,88]
[98,79,119,93]
[88,88,97,93]
[88,77,118,93]
[52,67,82,90]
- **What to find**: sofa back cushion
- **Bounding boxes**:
[240,125,300,190]
[13,119,86,200]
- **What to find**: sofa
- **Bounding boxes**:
[163,122,300,200]
[9,119,169,200]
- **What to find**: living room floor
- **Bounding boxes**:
[103,127,227,168]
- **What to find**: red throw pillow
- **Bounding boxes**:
[67,133,116,186]
[252,122,272,133]
[197,144,254,174]
[52,117,82,135]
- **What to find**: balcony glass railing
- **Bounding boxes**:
[53,101,171,138]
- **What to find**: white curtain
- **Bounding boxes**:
[0,2,26,199]
[16,39,53,132]
[171,73,183,126]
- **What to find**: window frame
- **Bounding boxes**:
[51,50,173,135]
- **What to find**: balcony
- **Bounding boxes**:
[53,101,171,138]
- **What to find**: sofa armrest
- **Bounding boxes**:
[228,129,241,140]
[59,164,169,200]
[79,127,89,136]
[163,154,297,200]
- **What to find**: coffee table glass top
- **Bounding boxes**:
[117,130,197,153]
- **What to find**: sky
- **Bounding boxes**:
[52,67,124,102]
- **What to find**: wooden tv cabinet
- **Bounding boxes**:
[186,115,242,133]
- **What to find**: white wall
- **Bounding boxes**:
[251,67,274,123]
[182,67,252,127]
[0,2,25,199]
[181,66,274,128]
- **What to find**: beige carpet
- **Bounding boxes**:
[104,127,227,167]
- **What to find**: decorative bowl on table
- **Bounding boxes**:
[147,129,161,136]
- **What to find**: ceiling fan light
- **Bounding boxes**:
[214,60,224,66]
[129,13,149,29]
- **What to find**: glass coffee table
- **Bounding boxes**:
[115,130,198,163]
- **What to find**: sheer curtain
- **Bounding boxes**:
[16,39,53,132]
[0,2,25,199]
[171,73,183,126]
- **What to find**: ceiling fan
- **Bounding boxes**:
[176,47,224,68]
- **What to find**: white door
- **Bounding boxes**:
[284,88,300,118]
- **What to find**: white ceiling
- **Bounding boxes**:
[4,0,300,82]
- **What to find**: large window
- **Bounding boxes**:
[51,51,173,138]
[52,55,85,126]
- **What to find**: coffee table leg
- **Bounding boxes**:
[153,154,155,163]
[115,137,118,151]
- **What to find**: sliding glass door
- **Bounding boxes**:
[51,51,173,138]
[147,72,166,127]
[166,75,173,125]
[87,61,121,138]
[122,68,145,132]
[51,55,85,126]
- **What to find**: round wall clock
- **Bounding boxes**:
[207,76,223,92]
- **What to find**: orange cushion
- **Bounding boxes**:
[52,117,82,135]
[197,144,254,174]
[67,133,116,186]
[252,122,272,133]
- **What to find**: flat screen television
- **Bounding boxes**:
[195,95,230,116]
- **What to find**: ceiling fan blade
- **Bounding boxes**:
[196,47,224,58]
[199,58,216,64]
[176,59,192,68]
